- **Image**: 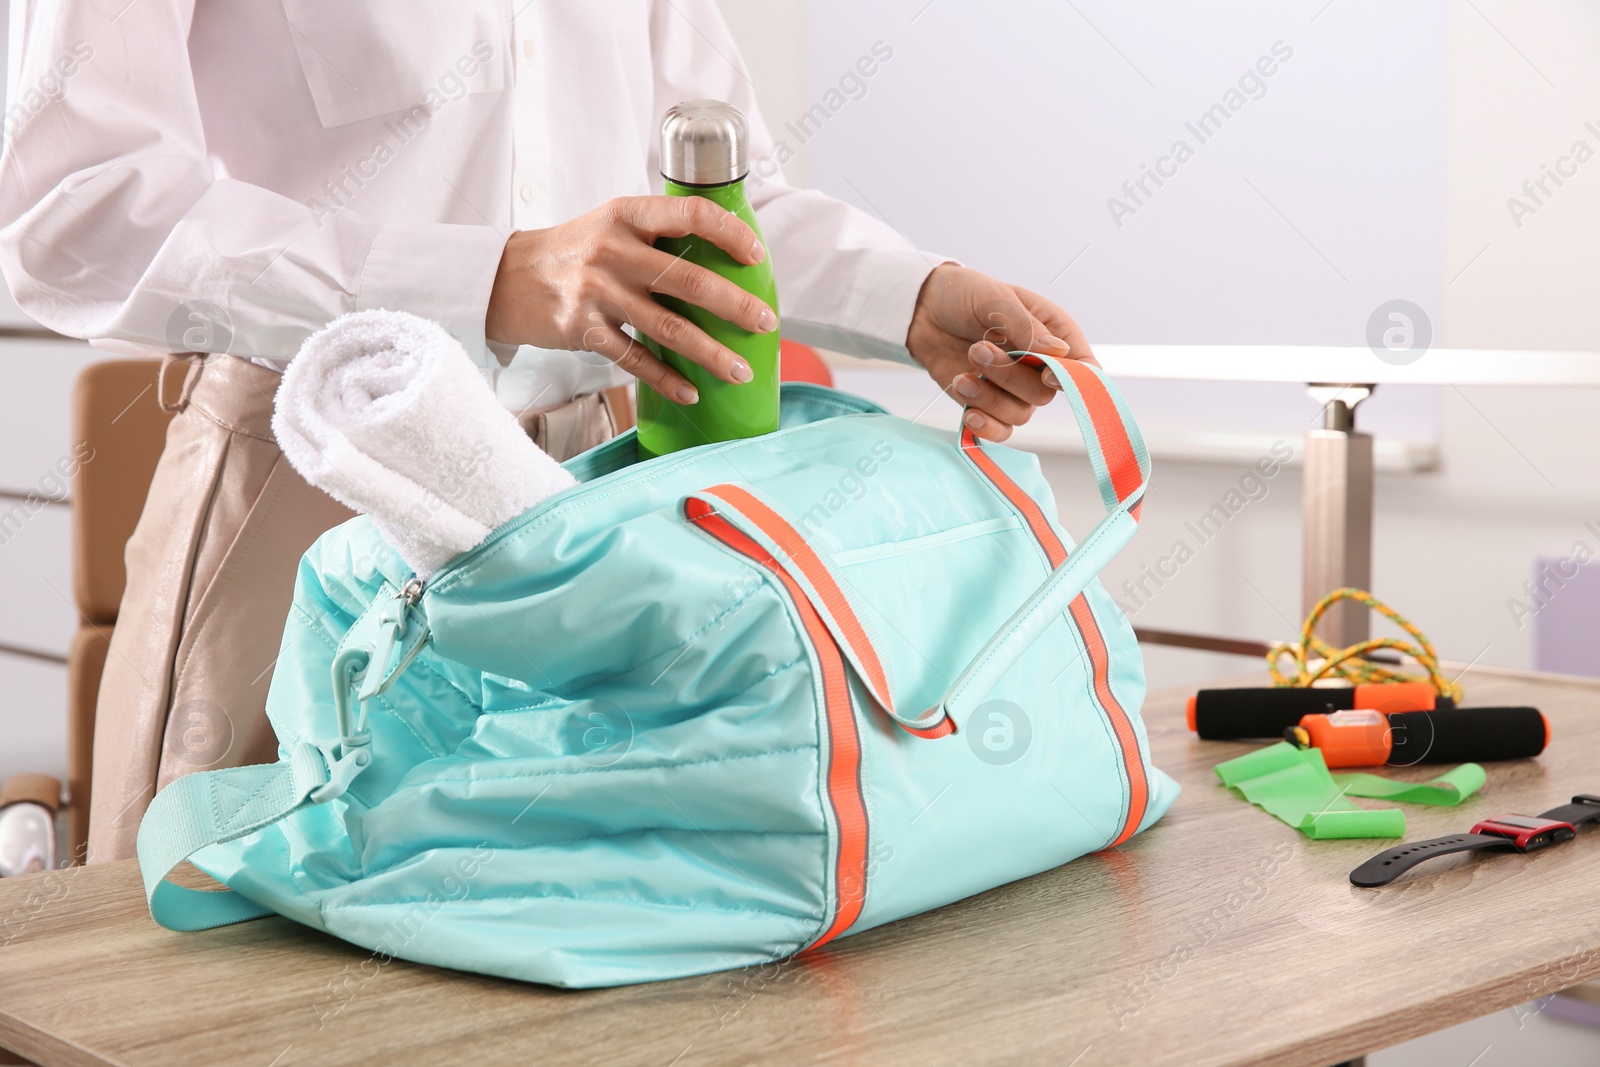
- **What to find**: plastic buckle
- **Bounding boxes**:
[1572,795,1600,808]
[310,580,426,807]
[308,738,372,805]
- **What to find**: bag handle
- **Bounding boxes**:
[965,351,1148,525]
[928,351,1149,727]
[683,484,952,738]
[684,354,1147,739]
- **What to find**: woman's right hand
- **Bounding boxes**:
[485,195,778,404]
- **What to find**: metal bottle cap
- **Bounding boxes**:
[660,100,749,186]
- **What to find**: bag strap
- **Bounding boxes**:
[683,484,950,737]
[932,351,1150,728]
[135,584,430,932]
[962,351,1148,538]
[136,745,331,931]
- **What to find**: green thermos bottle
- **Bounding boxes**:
[635,100,780,459]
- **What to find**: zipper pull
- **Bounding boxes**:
[376,577,423,641]
[361,578,426,699]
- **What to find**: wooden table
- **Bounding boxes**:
[4,667,1599,1067]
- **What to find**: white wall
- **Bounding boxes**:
[806,0,1451,348]
[1440,0,1600,350]
[713,0,813,187]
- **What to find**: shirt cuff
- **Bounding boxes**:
[785,247,956,367]
[357,222,506,365]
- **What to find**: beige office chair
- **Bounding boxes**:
[63,358,174,861]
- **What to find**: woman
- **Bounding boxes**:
[0,1,1092,860]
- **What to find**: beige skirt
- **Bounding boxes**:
[87,353,629,862]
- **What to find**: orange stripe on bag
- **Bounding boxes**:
[685,501,869,946]
[899,716,955,740]
[1068,595,1148,846]
[956,426,1149,848]
[959,426,1067,568]
[1012,356,1144,516]
[1055,359,1144,509]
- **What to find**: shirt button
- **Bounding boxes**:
[521,38,534,60]
[518,182,537,203]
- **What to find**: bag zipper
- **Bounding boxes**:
[410,410,887,600]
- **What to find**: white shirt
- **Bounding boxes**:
[0,0,940,413]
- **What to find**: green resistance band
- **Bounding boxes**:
[1215,742,1486,840]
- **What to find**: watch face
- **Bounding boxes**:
[1487,815,1553,831]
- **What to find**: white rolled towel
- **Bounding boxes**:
[273,309,578,579]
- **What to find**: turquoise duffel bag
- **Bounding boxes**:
[137,351,1179,988]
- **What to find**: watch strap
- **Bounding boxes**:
[1538,794,1600,827]
[1349,832,1514,888]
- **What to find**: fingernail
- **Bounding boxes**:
[965,411,987,430]
[972,343,1005,366]
[1042,334,1069,352]
[1042,368,1061,390]
[676,384,699,404]
[757,308,777,333]
[953,374,980,399]
[730,359,753,383]
[750,239,766,263]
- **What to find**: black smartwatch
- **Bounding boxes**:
[1350,794,1600,887]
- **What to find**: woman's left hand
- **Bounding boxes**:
[905,263,1098,442]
